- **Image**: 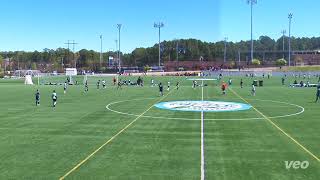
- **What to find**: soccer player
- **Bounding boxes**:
[167,81,170,91]
[221,82,227,95]
[159,83,164,96]
[52,90,57,107]
[113,77,117,86]
[35,89,40,106]
[282,77,285,85]
[102,80,106,89]
[315,83,320,103]
[192,81,197,89]
[151,79,154,87]
[97,80,100,89]
[240,79,243,88]
[117,79,122,90]
[251,84,256,96]
[84,80,89,92]
[176,81,180,90]
[64,82,67,94]
[228,78,232,86]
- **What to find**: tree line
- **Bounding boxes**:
[1,35,320,72]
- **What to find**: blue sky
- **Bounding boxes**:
[0,0,319,53]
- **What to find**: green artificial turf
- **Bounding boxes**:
[0,75,319,179]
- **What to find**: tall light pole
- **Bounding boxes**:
[154,22,164,67]
[100,35,103,68]
[281,30,286,59]
[224,37,228,63]
[288,13,293,66]
[117,24,122,73]
[115,39,118,64]
[247,0,257,63]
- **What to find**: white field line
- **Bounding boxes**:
[229,88,320,162]
[106,98,305,121]
[59,91,173,180]
[200,80,205,180]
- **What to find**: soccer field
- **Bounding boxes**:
[0,75,319,180]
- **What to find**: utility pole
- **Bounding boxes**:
[247,0,257,63]
[154,22,164,67]
[288,13,293,67]
[65,40,78,68]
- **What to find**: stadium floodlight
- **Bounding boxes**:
[224,37,228,63]
[154,22,165,67]
[117,24,122,73]
[281,30,286,59]
[288,13,293,67]
[115,39,118,63]
[247,0,257,63]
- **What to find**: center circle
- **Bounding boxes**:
[106,98,304,121]
[154,101,252,112]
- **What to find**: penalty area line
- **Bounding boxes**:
[59,91,174,180]
[229,88,320,162]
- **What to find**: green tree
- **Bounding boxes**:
[252,59,261,66]
[275,58,287,66]
[31,62,37,70]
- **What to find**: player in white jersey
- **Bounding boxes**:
[52,90,58,107]
[167,81,170,91]
[64,82,67,94]
[102,80,106,89]
[251,84,256,96]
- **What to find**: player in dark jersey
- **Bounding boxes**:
[176,82,180,90]
[282,77,285,85]
[35,89,40,106]
[84,80,89,92]
[52,90,57,107]
[240,79,243,88]
[113,77,117,86]
[117,79,122,90]
[315,83,320,103]
[159,83,164,96]
[97,80,100,89]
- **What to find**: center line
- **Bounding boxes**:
[200,80,205,180]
